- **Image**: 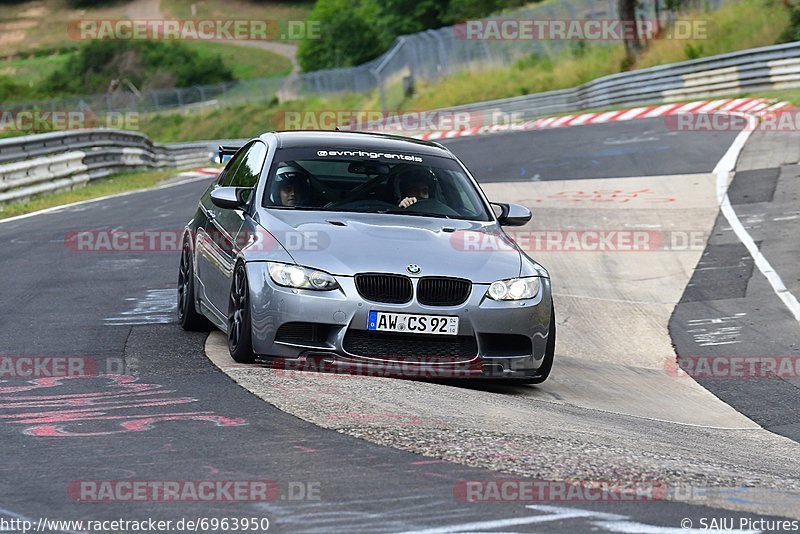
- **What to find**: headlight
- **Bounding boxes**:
[486,277,540,300]
[267,262,339,290]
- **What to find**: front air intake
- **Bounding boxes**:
[354,273,413,304]
[417,277,471,306]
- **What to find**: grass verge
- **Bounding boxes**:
[160,0,314,27]
[137,92,371,142]
[757,88,800,107]
[180,42,292,79]
[0,168,204,221]
[398,0,792,111]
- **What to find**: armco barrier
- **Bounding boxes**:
[0,129,211,204]
[423,41,800,122]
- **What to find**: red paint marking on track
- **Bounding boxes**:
[0,375,247,437]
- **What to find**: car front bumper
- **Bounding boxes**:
[245,262,553,379]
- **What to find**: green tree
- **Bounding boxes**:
[374,0,447,35]
[618,0,641,67]
[443,0,527,23]
[298,0,385,71]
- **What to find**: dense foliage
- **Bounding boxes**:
[778,2,800,43]
[44,40,235,95]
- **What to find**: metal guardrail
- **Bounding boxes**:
[390,41,800,126]
[0,130,212,204]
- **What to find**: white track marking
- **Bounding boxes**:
[0,172,215,226]
[714,114,800,322]
[104,288,177,326]
[398,506,623,533]
[400,505,762,534]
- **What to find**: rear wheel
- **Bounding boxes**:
[178,240,212,331]
[228,262,256,363]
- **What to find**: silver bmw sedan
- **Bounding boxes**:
[178,130,555,384]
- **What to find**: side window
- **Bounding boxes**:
[217,143,252,186]
[225,142,267,190]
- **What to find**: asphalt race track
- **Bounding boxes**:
[1,118,799,533]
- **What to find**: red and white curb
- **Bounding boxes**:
[176,166,221,178]
[409,98,792,140]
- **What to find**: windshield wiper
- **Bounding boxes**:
[268,206,366,213]
[377,209,452,219]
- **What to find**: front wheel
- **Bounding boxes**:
[228,262,256,363]
[178,240,212,331]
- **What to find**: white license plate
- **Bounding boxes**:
[367,311,459,335]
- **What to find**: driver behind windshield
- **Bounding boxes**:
[397,168,433,209]
[270,166,310,207]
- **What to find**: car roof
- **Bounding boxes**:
[265,130,454,158]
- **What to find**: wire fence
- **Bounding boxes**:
[6,0,730,114]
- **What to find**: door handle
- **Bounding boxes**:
[207,210,217,221]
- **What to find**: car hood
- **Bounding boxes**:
[252,210,522,284]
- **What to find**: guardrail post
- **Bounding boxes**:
[372,70,386,113]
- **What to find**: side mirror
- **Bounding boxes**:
[211,187,248,210]
[492,202,531,226]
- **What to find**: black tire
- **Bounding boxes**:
[178,240,212,331]
[228,262,256,363]
[509,303,556,385]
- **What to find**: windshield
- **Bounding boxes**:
[261,148,492,221]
